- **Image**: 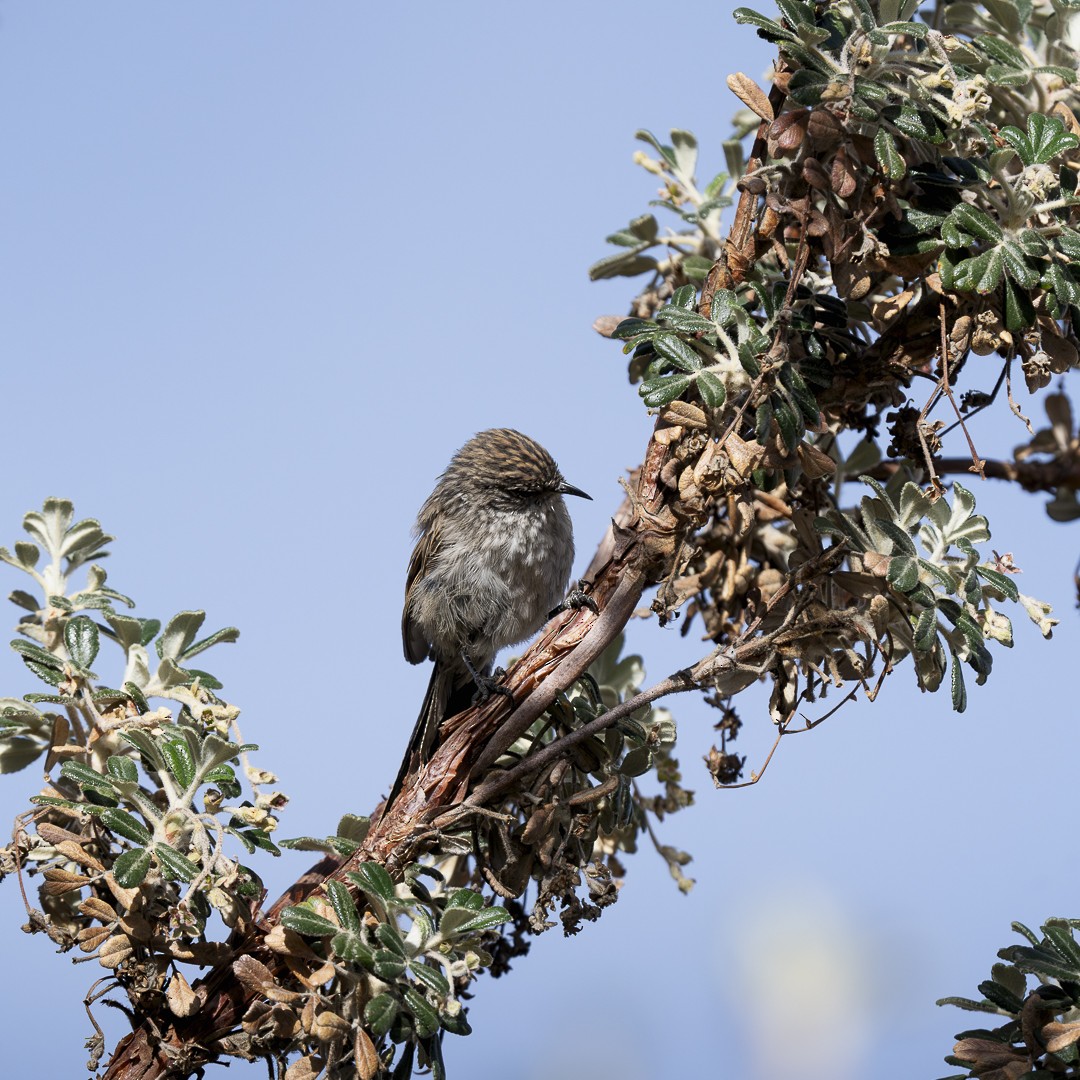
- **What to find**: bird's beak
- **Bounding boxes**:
[559,481,592,501]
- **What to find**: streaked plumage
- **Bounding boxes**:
[388,429,589,807]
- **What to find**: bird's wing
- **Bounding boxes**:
[401,520,441,664]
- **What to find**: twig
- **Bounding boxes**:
[937,299,986,477]
[461,672,695,809]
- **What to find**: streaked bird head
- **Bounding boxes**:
[442,428,591,506]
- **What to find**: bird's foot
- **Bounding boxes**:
[470,666,514,707]
[549,580,599,620]
[460,653,514,707]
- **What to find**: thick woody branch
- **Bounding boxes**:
[101,428,679,1080]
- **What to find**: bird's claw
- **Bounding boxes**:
[471,666,514,706]
[549,580,599,620]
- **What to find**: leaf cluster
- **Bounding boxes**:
[816,476,1050,708]
[0,500,283,1025]
[940,918,1080,1078]
[276,857,512,1079]
[588,128,741,286]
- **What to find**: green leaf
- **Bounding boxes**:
[182,626,240,660]
[892,103,941,142]
[898,483,933,529]
[335,813,371,843]
[732,7,796,42]
[101,808,151,846]
[442,907,511,935]
[887,555,920,593]
[1001,943,1080,982]
[954,610,987,654]
[1032,65,1078,84]
[10,639,62,669]
[160,737,196,790]
[95,585,136,609]
[279,904,340,938]
[913,608,939,653]
[324,879,360,932]
[1043,922,1080,971]
[669,129,695,182]
[999,241,1038,288]
[1044,262,1080,305]
[917,558,957,594]
[364,994,399,1037]
[410,962,451,998]
[1001,113,1080,165]
[774,0,815,26]
[696,370,727,408]
[948,204,1003,244]
[31,794,97,813]
[640,374,693,408]
[755,399,774,442]
[233,827,279,856]
[977,978,1023,1014]
[112,846,152,888]
[1002,275,1035,331]
[653,334,703,372]
[1012,920,1045,946]
[779,363,820,424]
[874,129,906,179]
[376,921,407,957]
[64,615,100,670]
[670,284,697,311]
[619,746,654,777]
[0,732,50,776]
[9,590,40,612]
[950,654,968,712]
[772,397,803,453]
[22,659,65,687]
[710,289,741,326]
[877,19,928,37]
[14,542,40,568]
[439,1007,472,1037]
[403,987,441,1039]
[332,929,375,968]
[610,317,660,341]
[123,682,150,714]
[348,861,397,908]
[587,250,659,281]
[61,760,118,794]
[682,254,714,281]
[635,128,677,169]
[935,994,1003,1013]
[155,611,206,661]
[1015,229,1048,258]
[975,566,1019,601]
[975,33,1025,69]
[444,888,485,913]
[278,836,332,852]
[656,307,713,333]
[605,214,658,246]
[154,842,199,882]
[952,248,1005,294]
[185,668,222,691]
[876,519,917,556]
[372,949,407,981]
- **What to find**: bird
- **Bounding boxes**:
[387,428,591,811]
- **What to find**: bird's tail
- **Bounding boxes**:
[384,663,469,817]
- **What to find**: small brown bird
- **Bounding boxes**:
[389,429,590,806]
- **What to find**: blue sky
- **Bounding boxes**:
[0,4,1076,1078]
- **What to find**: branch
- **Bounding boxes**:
[875,456,1080,493]
[101,424,681,1079]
